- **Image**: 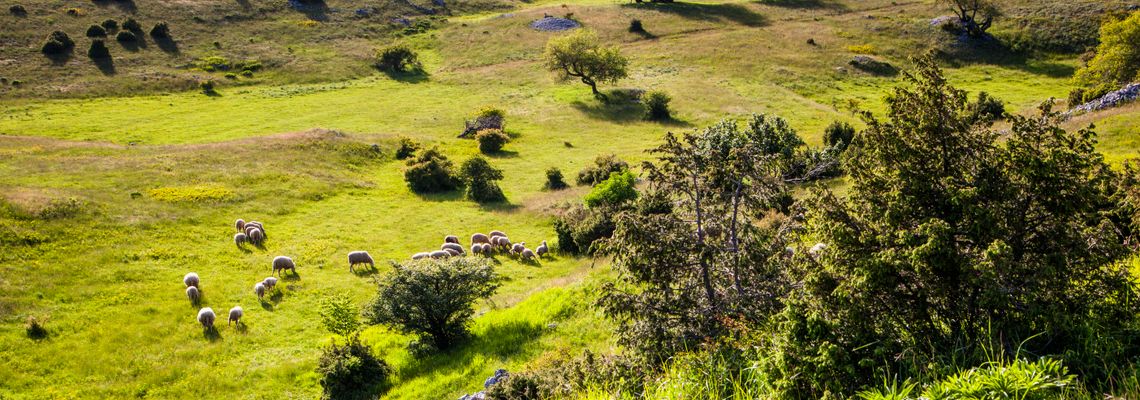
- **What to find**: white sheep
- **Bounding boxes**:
[444,235,460,244]
[272,256,296,277]
[197,307,216,329]
[254,282,267,300]
[412,252,430,260]
[444,248,461,257]
[262,277,278,290]
[235,218,246,232]
[441,243,465,254]
[248,228,265,245]
[246,221,264,232]
[429,250,451,259]
[511,242,526,255]
[183,272,200,288]
[481,243,492,254]
[234,232,248,247]
[347,251,374,272]
[521,248,536,260]
[228,306,243,326]
[489,230,506,238]
[186,286,201,303]
[493,236,511,249]
[536,240,549,257]
[471,233,491,245]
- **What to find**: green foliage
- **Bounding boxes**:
[25,316,47,339]
[1073,12,1140,90]
[474,106,505,121]
[364,258,502,351]
[553,205,616,255]
[41,31,74,55]
[475,129,510,154]
[394,136,418,160]
[583,171,637,208]
[576,154,630,186]
[198,80,216,95]
[86,25,107,38]
[770,57,1138,397]
[966,91,1005,124]
[943,0,1000,37]
[1067,87,1086,107]
[403,147,459,193]
[149,22,170,38]
[823,121,855,150]
[857,358,1075,400]
[544,167,568,190]
[101,19,118,31]
[121,18,141,32]
[543,29,629,101]
[485,373,542,400]
[460,156,506,203]
[115,30,136,42]
[316,334,391,400]
[195,56,262,73]
[375,45,420,73]
[87,40,110,59]
[319,294,361,337]
[643,91,671,120]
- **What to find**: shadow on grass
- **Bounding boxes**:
[352,265,380,277]
[119,36,147,52]
[154,36,179,54]
[204,327,222,341]
[233,322,248,334]
[756,0,847,11]
[477,201,520,213]
[936,37,1076,79]
[383,70,430,84]
[292,0,330,21]
[621,2,768,27]
[45,51,73,66]
[396,320,547,381]
[260,300,275,311]
[485,150,519,159]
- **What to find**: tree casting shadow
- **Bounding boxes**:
[621,2,768,27]
[756,0,848,11]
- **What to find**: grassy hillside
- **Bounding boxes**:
[1,0,1138,398]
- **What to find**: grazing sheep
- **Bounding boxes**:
[444,248,461,257]
[511,242,526,255]
[347,251,374,272]
[536,241,549,257]
[197,307,216,329]
[521,248,536,260]
[481,243,492,254]
[412,252,430,260]
[471,244,483,255]
[234,232,248,247]
[262,277,277,290]
[186,286,201,303]
[228,306,243,326]
[236,219,246,232]
[808,243,826,257]
[441,243,465,254]
[246,221,264,232]
[272,256,296,277]
[471,233,491,245]
[493,236,511,248]
[184,272,200,288]
[444,235,460,244]
[248,228,265,245]
[429,250,451,259]
[254,282,267,300]
[490,230,506,238]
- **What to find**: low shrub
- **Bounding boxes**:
[25,316,47,339]
[554,205,618,255]
[87,40,110,59]
[475,129,510,154]
[1067,87,1086,107]
[317,334,391,400]
[115,31,136,42]
[121,18,141,32]
[628,19,645,34]
[544,167,568,190]
[224,73,237,80]
[86,25,107,37]
[9,4,26,15]
[403,147,459,193]
[394,137,418,160]
[64,7,81,16]
[823,121,855,150]
[37,198,84,219]
[150,22,170,38]
[198,80,216,95]
[643,91,671,120]
[40,31,74,55]
[584,171,638,208]
[966,91,1005,124]
[460,156,506,203]
[101,19,118,31]
[577,154,630,186]
[375,45,420,73]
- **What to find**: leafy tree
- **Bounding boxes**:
[375,45,421,73]
[317,334,391,400]
[319,294,361,337]
[543,29,629,101]
[768,57,1138,397]
[460,156,506,203]
[394,136,418,160]
[577,154,630,186]
[1073,11,1140,92]
[584,171,638,208]
[544,167,569,190]
[365,258,502,351]
[599,116,789,364]
[553,204,618,255]
[403,147,459,193]
[943,0,1000,38]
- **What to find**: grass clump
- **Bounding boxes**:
[85,25,107,38]
[9,4,26,15]
[115,30,136,43]
[148,184,232,202]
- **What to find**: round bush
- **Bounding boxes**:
[545,167,568,190]
[643,91,672,120]
[199,80,216,94]
[115,31,136,42]
[86,24,107,37]
[87,40,110,59]
[475,129,510,154]
[823,121,855,150]
[577,154,630,186]
[150,22,170,38]
[9,5,27,15]
[460,156,506,203]
[394,137,418,160]
[101,19,118,31]
[375,45,420,73]
[403,148,459,193]
[121,18,141,32]
[628,19,645,33]
[40,31,74,55]
[317,335,391,400]
[584,171,638,208]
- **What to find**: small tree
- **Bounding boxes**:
[545,167,569,190]
[822,121,855,150]
[577,154,630,186]
[394,137,418,160]
[966,91,1005,124]
[87,40,110,59]
[403,147,459,193]
[476,129,510,154]
[376,45,420,73]
[365,258,502,351]
[643,91,672,120]
[319,294,361,337]
[543,29,629,101]
[317,334,391,400]
[1073,11,1140,92]
[943,0,1000,38]
[460,156,506,203]
[584,171,638,208]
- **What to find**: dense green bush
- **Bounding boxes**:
[576,154,630,186]
[822,121,855,150]
[857,358,1075,400]
[966,91,1005,124]
[375,45,420,73]
[394,137,418,160]
[628,19,645,34]
[460,156,506,203]
[149,22,170,38]
[121,18,141,32]
[9,5,26,15]
[1073,11,1140,91]
[403,148,459,193]
[86,25,107,38]
[316,334,391,400]
[25,316,47,339]
[87,40,110,59]
[643,91,671,120]
[41,31,74,55]
[115,31,136,42]
[544,167,568,190]
[475,129,510,154]
[101,19,118,31]
[198,80,216,95]
[319,294,361,337]
[584,171,638,208]
[485,373,542,400]
[364,258,501,351]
